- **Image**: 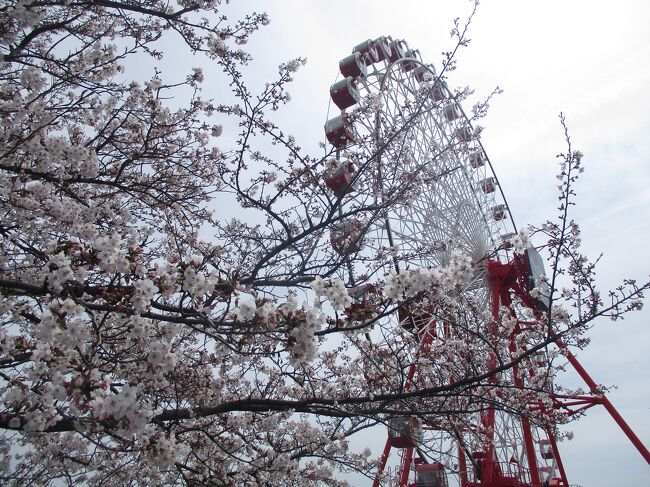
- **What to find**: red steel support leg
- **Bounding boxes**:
[502,293,543,487]
[547,429,569,486]
[373,439,393,487]
[398,447,413,486]
[556,339,650,465]
[520,416,542,487]
[480,280,502,485]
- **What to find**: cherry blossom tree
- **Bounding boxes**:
[0,2,647,485]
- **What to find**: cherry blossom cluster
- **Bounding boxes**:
[384,251,475,301]
[311,276,352,311]
[508,225,532,255]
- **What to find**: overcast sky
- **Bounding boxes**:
[211,1,650,485]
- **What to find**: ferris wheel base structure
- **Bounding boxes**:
[373,252,649,487]
[321,36,649,487]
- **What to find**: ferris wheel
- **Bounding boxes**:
[322,36,561,487]
[322,36,650,487]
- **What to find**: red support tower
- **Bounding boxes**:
[372,247,649,487]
